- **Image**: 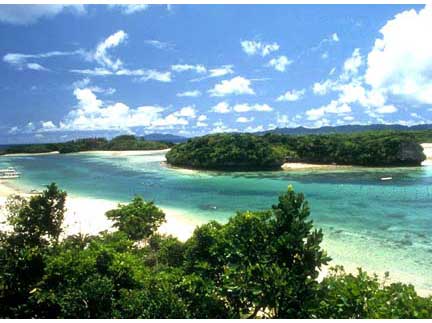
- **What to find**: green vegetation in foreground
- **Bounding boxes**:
[166,131,428,170]
[0,135,171,155]
[1,184,431,318]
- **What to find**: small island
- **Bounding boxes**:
[166,131,428,171]
[0,135,172,155]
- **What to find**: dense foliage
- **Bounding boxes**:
[1,184,431,318]
[166,131,426,170]
[166,133,285,170]
[0,135,170,155]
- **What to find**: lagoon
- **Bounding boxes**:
[1,150,432,294]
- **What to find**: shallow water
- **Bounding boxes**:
[1,151,432,293]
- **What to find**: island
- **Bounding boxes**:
[166,131,427,171]
[0,135,172,155]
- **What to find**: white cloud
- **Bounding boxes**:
[0,5,85,25]
[144,40,174,50]
[233,103,272,113]
[211,102,231,114]
[365,5,432,104]
[177,90,201,97]
[172,106,197,118]
[191,65,234,82]
[109,4,149,14]
[312,79,335,95]
[342,48,362,79]
[196,115,208,127]
[236,117,254,123]
[71,68,171,82]
[268,55,292,72]
[208,65,234,78]
[241,40,279,57]
[276,89,305,102]
[332,33,340,42]
[39,88,198,132]
[172,64,206,74]
[208,76,255,97]
[306,100,351,121]
[94,30,127,71]
[26,63,49,71]
[3,50,82,70]
[376,105,398,114]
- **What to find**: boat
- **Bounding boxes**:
[380,177,392,181]
[0,167,21,179]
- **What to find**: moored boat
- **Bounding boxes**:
[0,167,21,179]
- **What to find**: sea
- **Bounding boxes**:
[1,150,431,293]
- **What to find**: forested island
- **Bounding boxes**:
[0,135,171,155]
[166,131,428,171]
[0,184,431,318]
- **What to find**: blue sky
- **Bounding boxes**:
[1,4,431,143]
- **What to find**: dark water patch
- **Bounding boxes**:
[385,213,407,219]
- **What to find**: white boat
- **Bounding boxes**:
[0,167,21,179]
[380,177,392,181]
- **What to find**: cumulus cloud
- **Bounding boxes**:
[236,116,254,123]
[191,65,234,82]
[208,76,255,97]
[177,90,201,97]
[276,89,305,102]
[365,5,432,104]
[94,30,127,71]
[268,56,292,72]
[171,64,206,74]
[196,115,208,127]
[306,100,351,121]
[241,40,279,57]
[211,102,231,114]
[108,4,149,14]
[233,103,272,113]
[0,5,85,25]
[26,63,49,71]
[39,87,198,132]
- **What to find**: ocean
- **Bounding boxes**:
[1,150,432,293]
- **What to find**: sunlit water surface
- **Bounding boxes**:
[1,151,431,293]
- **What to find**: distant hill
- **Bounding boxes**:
[259,124,432,135]
[142,133,188,143]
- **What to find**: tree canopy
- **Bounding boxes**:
[0,184,431,318]
[0,135,171,155]
[166,131,426,171]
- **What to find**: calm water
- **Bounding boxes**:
[1,151,432,293]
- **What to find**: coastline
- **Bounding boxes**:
[0,179,199,242]
[1,149,171,158]
[1,179,431,296]
[2,151,60,157]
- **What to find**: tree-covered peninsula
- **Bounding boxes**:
[0,135,171,155]
[0,184,431,318]
[166,131,427,171]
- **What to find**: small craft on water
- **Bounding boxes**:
[380,177,392,181]
[0,167,21,179]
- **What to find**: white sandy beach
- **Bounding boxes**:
[77,149,171,156]
[2,151,60,157]
[0,179,198,242]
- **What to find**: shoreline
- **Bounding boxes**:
[0,179,198,242]
[1,149,171,158]
[2,151,60,157]
[0,180,430,296]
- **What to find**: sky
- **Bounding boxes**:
[0,4,431,144]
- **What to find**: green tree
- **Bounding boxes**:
[106,197,166,241]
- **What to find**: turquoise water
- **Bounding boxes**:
[1,151,432,293]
